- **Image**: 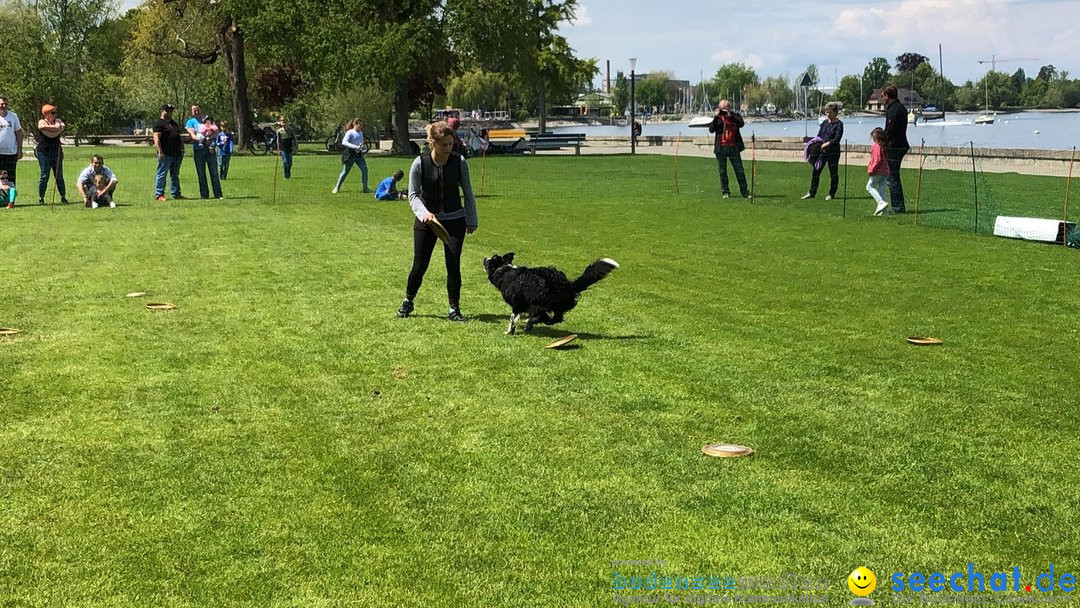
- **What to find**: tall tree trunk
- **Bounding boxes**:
[391,76,412,154]
[219,18,253,150]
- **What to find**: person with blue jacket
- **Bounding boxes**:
[801,102,844,200]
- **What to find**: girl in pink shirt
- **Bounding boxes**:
[867,128,890,216]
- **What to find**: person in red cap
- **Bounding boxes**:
[36,104,70,205]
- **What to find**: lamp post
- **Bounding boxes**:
[629,57,637,155]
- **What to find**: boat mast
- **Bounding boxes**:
[938,43,945,120]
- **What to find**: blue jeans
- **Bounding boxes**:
[37,151,67,200]
[155,154,182,197]
[219,153,231,179]
[335,154,369,191]
[885,147,907,212]
[280,150,294,179]
[714,147,749,196]
[192,146,222,197]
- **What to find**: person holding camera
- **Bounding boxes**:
[708,99,749,199]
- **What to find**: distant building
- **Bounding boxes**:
[866,88,924,111]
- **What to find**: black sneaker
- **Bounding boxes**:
[38,199,45,206]
[396,299,414,318]
[60,198,70,205]
[447,307,465,322]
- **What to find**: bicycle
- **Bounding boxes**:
[246,125,276,155]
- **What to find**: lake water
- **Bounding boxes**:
[553,111,1080,151]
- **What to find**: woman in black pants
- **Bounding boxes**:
[396,121,479,321]
[802,102,844,200]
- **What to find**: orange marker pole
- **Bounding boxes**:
[914,139,926,226]
[673,133,681,195]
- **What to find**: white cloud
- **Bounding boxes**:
[564,4,592,27]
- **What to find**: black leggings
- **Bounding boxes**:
[405,216,467,307]
[809,155,840,197]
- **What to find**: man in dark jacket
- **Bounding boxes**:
[882,84,910,213]
[708,99,749,199]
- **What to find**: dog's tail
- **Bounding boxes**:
[572,258,619,293]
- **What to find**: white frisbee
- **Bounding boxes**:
[146,302,177,311]
[126,291,148,298]
[0,327,21,337]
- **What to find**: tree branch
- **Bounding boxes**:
[149,46,219,65]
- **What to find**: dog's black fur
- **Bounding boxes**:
[483,252,619,334]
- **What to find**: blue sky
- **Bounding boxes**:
[557,0,1079,87]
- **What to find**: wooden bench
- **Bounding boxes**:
[526,132,586,155]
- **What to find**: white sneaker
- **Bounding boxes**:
[874,201,888,216]
[800,193,813,200]
[109,201,116,208]
[331,188,339,194]
[91,201,98,209]
[825,195,834,201]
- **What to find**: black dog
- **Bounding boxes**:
[483,252,619,334]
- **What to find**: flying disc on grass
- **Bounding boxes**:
[545,334,578,349]
[906,336,943,346]
[126,291,148,298]
[702,443,754,458]
[427,217,452,244]
[0,328,21,337]
[146,302,176,311]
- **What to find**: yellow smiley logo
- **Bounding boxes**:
[848,567,877,596]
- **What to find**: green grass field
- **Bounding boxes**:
[2,149,1079,606]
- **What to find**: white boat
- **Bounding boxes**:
[975,78,995,124]
[687,115,714,128]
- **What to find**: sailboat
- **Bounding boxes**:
[975,79,995,124]
[688,77,715,127]
[920,45,947,121]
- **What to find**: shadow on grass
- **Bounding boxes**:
[465,313,650,341]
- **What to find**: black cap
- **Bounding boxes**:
[160,103,175,111]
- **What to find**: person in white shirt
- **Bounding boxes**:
[0,96,26,187]
[331,117,370,194]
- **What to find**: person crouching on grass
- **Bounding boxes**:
[867,128,890,216]
[374,169,407,201]
[86,173,115,208]
[395,122,479,321]
[1,170,13,208]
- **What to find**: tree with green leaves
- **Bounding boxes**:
[832,74,863,111]
[611,71,628,114]
[446,70,510,111]
[863,57,891,92]
[0,0,133,138]
[634,74,667,113]
[895,52,928,73]
[710,63,758,108]
[129,0,255,147]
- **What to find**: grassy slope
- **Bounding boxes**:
[1,149,1078,606]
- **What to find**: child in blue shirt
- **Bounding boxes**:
[217,121,235,179]
[374,169,407,201]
